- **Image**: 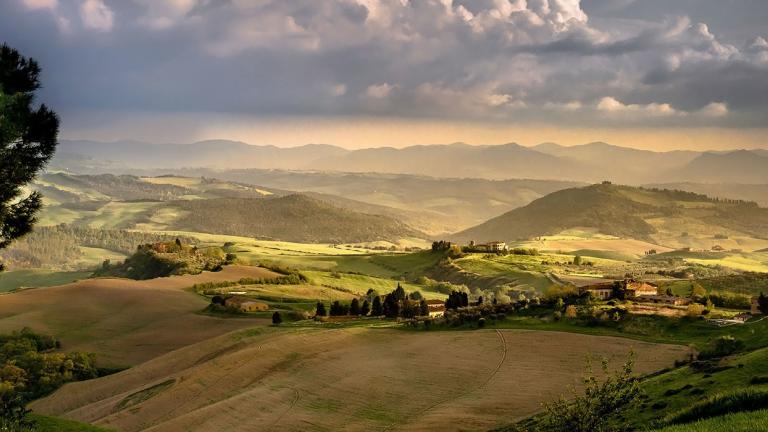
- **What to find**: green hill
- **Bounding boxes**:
[170,194,425,243]
[452,183,768,246]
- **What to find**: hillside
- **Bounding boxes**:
[29,173,425,244]
[673,150,768,183]
[170,194,425,243]
[452,183,768,248]
[30,328,684,432]
[164,169,583,233]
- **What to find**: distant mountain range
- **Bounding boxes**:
[52,139,768,184]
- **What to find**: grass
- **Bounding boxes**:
[29,414,113,431]
[652,409,768,432]
[662,388,768,425]
[0,269,90,292]
[301,271,445,299]
[628,346,768,428]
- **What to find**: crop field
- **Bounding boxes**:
[31,327,686,432]
[515,230,671,256]
[301,271,445,299]
[0,265,275,366]
[0,269,91,293]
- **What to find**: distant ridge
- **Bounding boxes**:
[53,139,768,184]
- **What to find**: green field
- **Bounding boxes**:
[0,270,90,292]
[652,410,768,432]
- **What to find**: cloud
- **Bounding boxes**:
[80,0,114,32]
[698,102,728,117]
[365,83,395,99]
[3,0,766,129]
[21,0,57,10]
[596,97,728,119]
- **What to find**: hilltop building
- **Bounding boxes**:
[467,240,508,252]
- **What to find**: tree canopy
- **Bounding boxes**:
[0,44,58,269]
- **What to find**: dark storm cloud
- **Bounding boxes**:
[1,0,766,128]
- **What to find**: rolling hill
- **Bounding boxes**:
[170,194,424,243]
[671,150,768,183]
[30,327,685,432]
[452,183,768,250]
[29,173,427,244]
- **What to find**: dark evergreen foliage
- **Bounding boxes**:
[0,44,59,268]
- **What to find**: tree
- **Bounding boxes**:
[758,292,768,315]
[271,311,282,325]
[361,299,370,316]
[408,291,423,301]
[350,298,361,315]
[315,302,327,317]
[383,293,400,318]
[419,299,428,316]
[536,355,641,432]
[0,44,59,269]
[372,296,383,316]
[393,283,406,301]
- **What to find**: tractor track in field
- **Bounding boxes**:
[382,329,508,431]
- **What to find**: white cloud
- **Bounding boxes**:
[21,0,57,10]
[80,0,114,32]
[365,83,394,99]
[698,102,728,117]
[597,97,679,117]
[136,0,197,30]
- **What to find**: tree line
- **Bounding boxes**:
[315,284,430,319]
[0,224,197,270]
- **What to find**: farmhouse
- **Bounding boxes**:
[468,241,508,252]
[224,296,269,313]
[635,295,690,306]
[425,299,446,317]
[579,283,614,300]
[626,281,658,298]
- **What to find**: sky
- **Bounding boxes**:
[1,0,767,150]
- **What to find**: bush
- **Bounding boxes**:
[698,336,745,360]
[750,376,768,385]
[663,388,768,425]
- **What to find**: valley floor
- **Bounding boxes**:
[31,327,686,432]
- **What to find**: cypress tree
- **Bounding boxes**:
[419,299,429,316]
[372,296,383,316]
[350,298,361,315]
[361,299,371,316]
[316,302,327,317]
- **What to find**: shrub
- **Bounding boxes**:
[698,336,745,360]
[535,355,641,432]
[271,312,282,325]
[663,388,768,425]
[750,376,768,385]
